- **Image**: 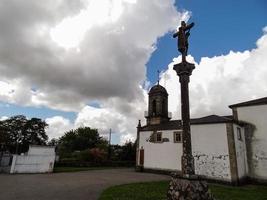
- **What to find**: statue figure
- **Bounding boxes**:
[173,21,195,62]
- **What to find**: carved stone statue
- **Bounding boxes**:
[173,21,194,62]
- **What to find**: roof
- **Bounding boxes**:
[191,115,233,125]
[229,97,267,108]
[140,115,234,131]
[140,120,182,131]
[148,84,168,95]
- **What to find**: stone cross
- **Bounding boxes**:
[173,21,194,63]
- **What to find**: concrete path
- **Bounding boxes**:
[0,168,170,200]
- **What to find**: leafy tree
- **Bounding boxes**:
[0,115,48,154]
[58,127,107,158]
[77,148,107,163]
[119,141,136,161]
[109,141,136,161]
[88,148,107,163]
[48,138,59,146]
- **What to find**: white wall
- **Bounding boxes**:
[233,124,248,179]
[191,124,231,182]
[28,146,55,155]
[139,123,232,181]
[139,130,183,171]
[237,105,267,180]
[10,146,55,174]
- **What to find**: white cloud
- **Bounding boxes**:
[45,116,74,139]
[0,116,8,121]
[74,103,141,144]
[0,0,184,112]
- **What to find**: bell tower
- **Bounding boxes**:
[146,83,170,125]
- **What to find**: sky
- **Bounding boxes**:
[0,0,266,144]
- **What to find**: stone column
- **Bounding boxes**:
[173,61,195,176]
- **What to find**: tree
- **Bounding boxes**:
[48,138,59,146]
[119,141,136,161]
[0,115,48,154]
[58,127,107,158]
[110,141,136,161]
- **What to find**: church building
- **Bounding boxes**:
[136,83,267,184]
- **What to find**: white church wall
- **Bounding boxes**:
[139,130,183,171]
[10,146,55,174]
[237,104,267,180]
[191,123,232,182]
[233,124,248,179]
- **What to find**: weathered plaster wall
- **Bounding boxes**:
[139,123,232,182]
[237,105,267,180]
[27,145,55,155]
[139,130,182,171]
[233,124,248,179]
[191,124,231,182]
[10,146,55,174]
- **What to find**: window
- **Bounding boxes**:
[174,131,182,143]
[156,132,162,142]
[237,127,242,141]
[152,100,157,115]
[162,99,165,114]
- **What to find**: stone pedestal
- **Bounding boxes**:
[167,174,216,200]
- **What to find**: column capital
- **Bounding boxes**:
[173,61,195,77]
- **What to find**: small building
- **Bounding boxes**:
[136,83,267,184]
[10,145,56,174]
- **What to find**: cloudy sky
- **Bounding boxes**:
[0,0,266,144]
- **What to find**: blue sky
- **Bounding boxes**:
[0,0,266,144]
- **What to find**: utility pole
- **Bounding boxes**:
[108,128,112,160]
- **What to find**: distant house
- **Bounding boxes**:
[136,83,267,184]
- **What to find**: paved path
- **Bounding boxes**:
[0,168,170,200]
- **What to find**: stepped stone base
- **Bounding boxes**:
[167,174,216,200]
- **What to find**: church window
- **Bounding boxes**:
[152,100,157,115]
[237,127,242,141]
[174,131,182,143]
[162,99,165,114]
[156,132,162,142]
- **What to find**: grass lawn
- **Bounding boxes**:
[99,181,267,200]
[53,166,131,173]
